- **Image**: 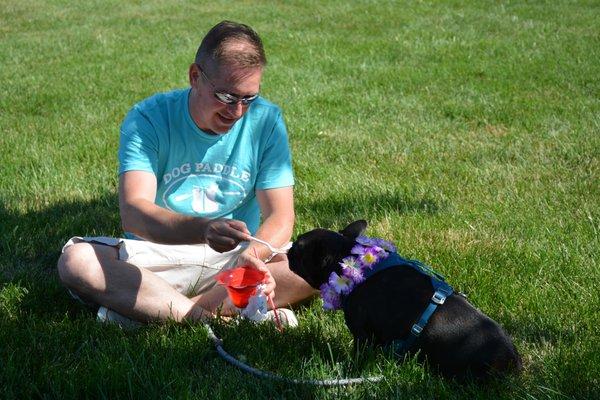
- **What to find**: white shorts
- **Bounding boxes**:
[61,236,247,297]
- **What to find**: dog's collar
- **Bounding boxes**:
[319,235,397,310]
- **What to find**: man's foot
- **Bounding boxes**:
[266,308,298,328]
[97,306,142,329]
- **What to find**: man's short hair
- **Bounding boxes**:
[195,21,266,72]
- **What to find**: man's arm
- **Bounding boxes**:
[119,170,251,252]
[233,185,294,296]
[239,186,295,262]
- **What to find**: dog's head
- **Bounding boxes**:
[287,220,368,288]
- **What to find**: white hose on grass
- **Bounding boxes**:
[204,323,384,386]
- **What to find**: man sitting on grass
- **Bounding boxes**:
[57,20,315,327]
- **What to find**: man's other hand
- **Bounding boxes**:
[202,219,251,253]
[236,251,276,298]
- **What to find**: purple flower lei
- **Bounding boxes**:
[319,235,396,311]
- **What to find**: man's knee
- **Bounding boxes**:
[57,243,105,291]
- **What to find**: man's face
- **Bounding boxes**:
[188,63,262,134]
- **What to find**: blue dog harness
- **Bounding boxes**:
[358,252,454,357]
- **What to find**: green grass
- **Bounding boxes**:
[1,0,599,398]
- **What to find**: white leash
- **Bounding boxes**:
[247,236,292,262]
[247,236,291,254]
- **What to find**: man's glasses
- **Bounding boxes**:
[197,65,259,106]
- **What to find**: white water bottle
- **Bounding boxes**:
[240,284,269,322]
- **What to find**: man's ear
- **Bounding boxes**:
[339,220,368,239]
[189,63,200,87]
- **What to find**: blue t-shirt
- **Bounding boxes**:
[118,88,294,235]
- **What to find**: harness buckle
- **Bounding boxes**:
[432,290,447,305]
[411,324,423,336]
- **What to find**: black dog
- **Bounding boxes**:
[287,220,522,379]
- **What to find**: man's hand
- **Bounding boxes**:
[201,219,252,253]
[237,251,276,298]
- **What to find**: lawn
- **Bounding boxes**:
[1,0,598,399]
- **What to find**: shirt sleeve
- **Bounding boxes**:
[255,111,295,190]
[118,106,159,176]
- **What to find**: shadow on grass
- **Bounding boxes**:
[296,188,444,230]
[0,192,123,322]
[0,192,362,398]
[503,315,580,347]
[0,192,121,276]
[0,192,529,398]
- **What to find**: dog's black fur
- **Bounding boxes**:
[287,220,522,379]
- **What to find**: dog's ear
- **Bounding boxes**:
[340,220,368,239]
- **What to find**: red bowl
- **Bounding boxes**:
[225,285,258,308]
[215,266,268,308]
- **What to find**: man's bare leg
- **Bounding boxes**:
[57,243,209,322]
[191,285,233,315]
